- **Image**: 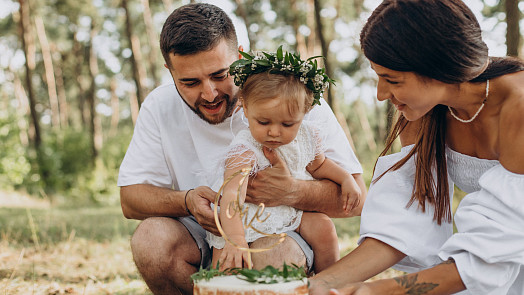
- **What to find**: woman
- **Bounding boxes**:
[309,0,524,294]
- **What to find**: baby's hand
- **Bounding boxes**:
[218,235,251,270]
[341,177,362,213]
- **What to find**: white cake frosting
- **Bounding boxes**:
[194,275,308,294]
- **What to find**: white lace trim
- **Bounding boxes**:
[206,121,324,249]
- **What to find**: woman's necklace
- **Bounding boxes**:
[448,79,489,123]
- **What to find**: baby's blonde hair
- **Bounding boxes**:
[240,72,314,115]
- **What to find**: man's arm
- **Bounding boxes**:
[120,184,220,234]
[246,147,366,218]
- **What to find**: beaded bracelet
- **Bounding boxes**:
[184,189,194,216]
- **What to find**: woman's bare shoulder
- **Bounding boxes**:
[498,77,524,174]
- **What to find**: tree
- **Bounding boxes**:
[35,16,61,129]
[17,0,41,150]
[122,0,148,107]
[141,0,161,87]
[505,0,522,57]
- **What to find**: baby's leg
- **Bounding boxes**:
[297,212,339,273]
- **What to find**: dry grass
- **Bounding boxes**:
[0,191,410,295]
[0,238,150,295]
[0,194,151,295]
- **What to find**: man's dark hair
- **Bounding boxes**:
[160,3,238,68]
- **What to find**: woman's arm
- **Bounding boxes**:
[309,238,406,294]
[331,259,465,295]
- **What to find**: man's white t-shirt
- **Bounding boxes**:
[118,83,363,192]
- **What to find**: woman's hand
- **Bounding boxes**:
[328,283,373,295]
[308,277,333,295]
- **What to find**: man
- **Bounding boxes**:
[118,3,366,295]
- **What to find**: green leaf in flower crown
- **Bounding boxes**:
[307,55,323,61]
[276,45,284,61]
[255,59,271,67]
[240,51,254,60]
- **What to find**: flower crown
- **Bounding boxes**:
[229,46,335,106]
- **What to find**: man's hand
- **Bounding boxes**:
[246,146,297,207]
[186,186,220,235]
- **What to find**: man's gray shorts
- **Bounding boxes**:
[178,216,313,271]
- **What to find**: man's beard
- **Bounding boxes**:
[192,94,238,125]
[177,91,237,126]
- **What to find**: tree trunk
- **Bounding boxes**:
[355,100,377,152]
[13,72,30,146]
[35,16,61,129]
[162,0,173,13]
[129,90,140,125]
[18,0,41,150]
[306,0,317,57]
[373,98,386,146]
[122,0,147,107]
[505,0,521,57]
[141,0,161,87]
[53,44,70,128]
[109,78,120,138]
[291,0,307,54]
[385,100,395,142]
[234,0,256,50]
[73,32,88,127]
[87,23,101,161]
[313,0,334,107]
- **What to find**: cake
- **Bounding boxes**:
[192,264,308,295]
[194,275,308,295]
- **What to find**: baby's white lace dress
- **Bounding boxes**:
[206,120,324,249]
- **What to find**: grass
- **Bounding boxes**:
[4,183,458,294]
[0,205,151,295]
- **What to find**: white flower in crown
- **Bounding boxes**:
[300,63,312,73]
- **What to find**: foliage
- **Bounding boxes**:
[0,108,31,189]
[237,263,307,284]
[0,0,520,205]
[191,262,307,284]
[0,206,139,245]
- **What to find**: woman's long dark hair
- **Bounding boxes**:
[361,0,524,224]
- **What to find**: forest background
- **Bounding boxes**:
[0,0,522,294]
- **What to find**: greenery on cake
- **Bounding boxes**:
[191,262,307,284]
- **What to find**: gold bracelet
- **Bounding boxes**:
[184,189,194,216]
